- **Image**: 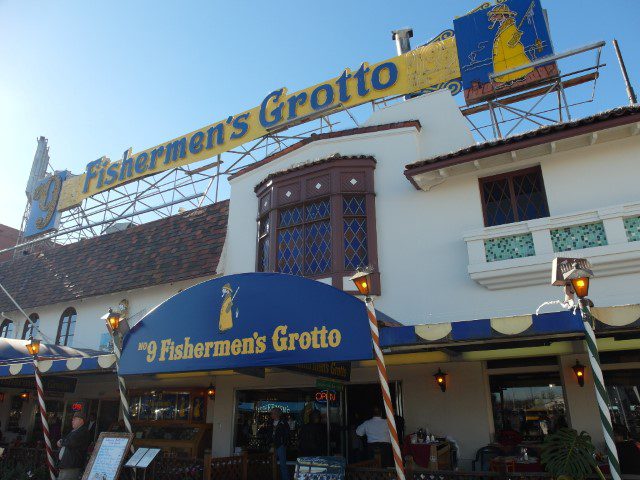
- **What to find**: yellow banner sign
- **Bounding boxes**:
[59,35,459,210]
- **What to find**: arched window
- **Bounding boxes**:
[0,319,14,338]
[22,313,39,340]
[56,308,77,346]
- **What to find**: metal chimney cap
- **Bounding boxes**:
[392,28,413,40]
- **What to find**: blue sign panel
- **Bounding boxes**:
[454,0,555,104]
[24,171,68,238]
[119,273,373,375]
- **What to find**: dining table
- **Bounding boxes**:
[402,437,451,470]
[490,455,544,473]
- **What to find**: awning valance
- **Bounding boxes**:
[0,338,116,378]
[380,306,640,349]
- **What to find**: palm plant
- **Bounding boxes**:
[541,428,604,480]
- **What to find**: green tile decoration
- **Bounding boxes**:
[550,222,608,252]
[484,233,535,262]
[624,216,640,243]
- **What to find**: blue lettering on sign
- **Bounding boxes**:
[24,171,69,238]
[371,62,398,90]
[259,89,285,128]
[119,273,373,375]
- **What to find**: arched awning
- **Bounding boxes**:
[119,273,374,376]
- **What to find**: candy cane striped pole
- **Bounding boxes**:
[33,357,57,480]
[365,296,406,480]
[578,300,621,480]
[110,334,133,436]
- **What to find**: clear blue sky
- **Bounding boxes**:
[1,0,638,229]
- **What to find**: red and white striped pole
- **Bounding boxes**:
[364,296,406,480]
[32,356,57,480]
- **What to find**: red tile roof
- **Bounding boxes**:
[404,105,640,179]
[229,120,421,181]
[0,200,229,312]
[0,224,19,263]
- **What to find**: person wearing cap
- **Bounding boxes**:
[56,411,90,480]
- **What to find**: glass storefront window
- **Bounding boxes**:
[130,391,192,421]
[234,388,343,458]
[490,373,567,443]
[604,370,640,440]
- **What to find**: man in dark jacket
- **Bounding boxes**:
[56,411,90,480]
[270,407,290,480]
[298,410,326,457]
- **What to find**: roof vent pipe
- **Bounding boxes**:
[392,28,413,56]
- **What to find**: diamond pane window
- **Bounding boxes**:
[480,166,549,227]
[277,226,304,275]
[279,206,303,228]
[258,236,270,271]
[344,218,368,270]
[513,171,549,221]
[343,196,366,216]
[257,216,270,272]
[305,199,330,221]
[305,220,332,274]
[255,158,378,292]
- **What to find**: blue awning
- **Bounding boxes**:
[379,310,586,348]
[0,338,116,378]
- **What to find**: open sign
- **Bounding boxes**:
[315,391,336,402]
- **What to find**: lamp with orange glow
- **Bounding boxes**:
[19,391,29,400]
[350,270,372,297]
[26,338,41,357]
[572,360,586,387]
[562,261,594,300]
[207,383,216,399]
[434,368,447,393]
[103,308,121,332]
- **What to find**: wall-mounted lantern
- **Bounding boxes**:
[434,368,447,393]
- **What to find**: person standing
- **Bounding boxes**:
[56,412,90,480]
[270,407,290,480]
[356,406,392,467]
[298,410,326,457]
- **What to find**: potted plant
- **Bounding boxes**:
[541,428,605,480]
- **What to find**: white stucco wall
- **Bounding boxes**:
[1,276,213,350]
[224,90,640,325]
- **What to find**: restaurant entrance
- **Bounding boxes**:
[345,382,401,464]
[234,386,344,460]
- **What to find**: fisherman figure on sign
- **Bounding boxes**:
[219,283,239,332]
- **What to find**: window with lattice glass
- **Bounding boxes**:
[254,156,379,293]
[480,166,549,227]
[276,198,332,276]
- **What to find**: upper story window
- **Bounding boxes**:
[479,166,549,227]
[0,319,14,338]
[255,156,379,293]
[56,307,77,346]
[22,313,39,340]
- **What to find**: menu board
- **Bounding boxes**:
[82,432,133,480]
[124,447,161,469]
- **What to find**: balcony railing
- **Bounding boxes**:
[463,201,640,289]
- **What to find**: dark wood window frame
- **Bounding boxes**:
[56,307,77,346]
[22,313,39,340]
[0,319,14,338]
[479,165,550,227]
[254,157,380,295]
